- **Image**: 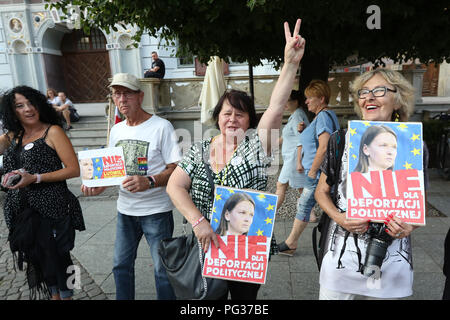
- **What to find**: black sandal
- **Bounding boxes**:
[277,241,296,257]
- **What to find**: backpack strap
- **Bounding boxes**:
[312,128,346,271]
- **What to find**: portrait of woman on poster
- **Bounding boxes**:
[354,125,398,173]
[79,157,94,180]
[215,192,255,236]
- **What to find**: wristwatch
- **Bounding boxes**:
[147,176,156,189]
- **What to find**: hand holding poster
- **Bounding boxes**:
[202,186,278,284]
[346,120,425,225]
[78,147,126,187]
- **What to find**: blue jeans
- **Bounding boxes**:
[113,211,176,300]
[295,176,319,222]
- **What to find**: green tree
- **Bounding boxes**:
[48,0,450,97]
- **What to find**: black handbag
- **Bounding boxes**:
[158,142,228,300]
[158,232,228,300]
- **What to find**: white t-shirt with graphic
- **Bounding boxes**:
[109,115,182,216]
[319,132,413,298]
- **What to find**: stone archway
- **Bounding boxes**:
[60,28,111,103]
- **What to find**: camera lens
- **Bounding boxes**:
[362,238,390,278]
[360,222,394,278]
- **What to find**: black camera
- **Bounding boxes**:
[361,222,393,279]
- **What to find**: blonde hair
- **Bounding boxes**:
[304,79,331,104]
[350,68,415,121]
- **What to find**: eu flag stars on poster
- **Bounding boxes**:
[92,157,104,180]
[348,120,423,173]
[346,120,425,226]
[204,186,278,284]
[210,186,278,238]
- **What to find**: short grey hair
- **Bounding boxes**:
[350,68,415,122]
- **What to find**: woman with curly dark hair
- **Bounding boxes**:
[0,86,84,300]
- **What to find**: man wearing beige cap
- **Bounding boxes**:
[81,73,181,300]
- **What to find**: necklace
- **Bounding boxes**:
[212,136,238,186]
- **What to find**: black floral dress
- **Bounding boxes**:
[2,126,85,232]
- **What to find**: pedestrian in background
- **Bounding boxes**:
[278,80,339,256]
[275,89,310,211]
[144,51,165,79]
[46,88,61,107]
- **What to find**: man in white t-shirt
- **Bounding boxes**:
[81,73,181,300]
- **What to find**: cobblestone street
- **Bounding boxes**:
[0,193,108,300]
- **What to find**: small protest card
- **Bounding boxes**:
[202,186,278,284]
[346,120,425,225]
[78,147,126,187]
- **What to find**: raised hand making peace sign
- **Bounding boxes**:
[284,18,306,65]
[257,18,306,155]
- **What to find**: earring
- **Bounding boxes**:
[393,110,400,122]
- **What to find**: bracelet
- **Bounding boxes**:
[192,216,205,229]
[35,174,42,184]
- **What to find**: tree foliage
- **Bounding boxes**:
[48,0,450,68]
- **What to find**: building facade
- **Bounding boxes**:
[1,1,449,107]
[0,0,280,104]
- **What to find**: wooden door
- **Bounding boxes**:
[61,28,111,103]
[421,63,440,96]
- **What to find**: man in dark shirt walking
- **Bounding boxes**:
[144,51,165,79]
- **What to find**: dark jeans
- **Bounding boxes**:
[113,211,175,300]
[144,71,163,78]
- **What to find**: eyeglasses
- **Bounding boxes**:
[111,91,138,99]
[357,86,397,99]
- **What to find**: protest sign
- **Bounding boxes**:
[78,147,126,187]
[202,186,278,284]
[346,120,425,225]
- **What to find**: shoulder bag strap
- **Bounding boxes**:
[313,110,337,149]
[322,110,338,133]
[182,142,215,226]
[201,143,216,205]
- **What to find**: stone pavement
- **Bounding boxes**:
[1,169,449,300]
[0,190,108,300]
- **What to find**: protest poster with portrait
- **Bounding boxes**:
[202,186,278,284]
[78,147,126,187]
[346,120,425,225]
